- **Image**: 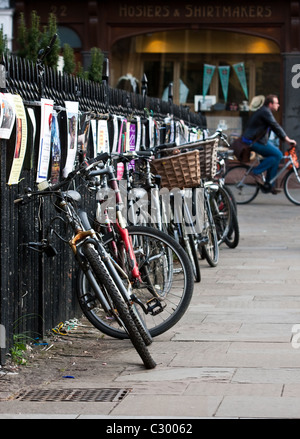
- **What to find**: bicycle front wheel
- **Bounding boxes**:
[210,185,232,245]
[224,164,259,204]
[78,226,194,339]
[79,242,156,369]
[284,168,300,205]
[201,198,219,267]
[224,197,240,248]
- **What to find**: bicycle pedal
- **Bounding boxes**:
[146,297,166,316]
[260,183,271,193]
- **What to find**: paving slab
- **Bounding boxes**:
[110,394,222,417]
[1,191,300,419]
[216,396,300,418]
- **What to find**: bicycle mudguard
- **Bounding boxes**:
[78,208,92,230]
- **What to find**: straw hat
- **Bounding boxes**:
[249,95,265,111]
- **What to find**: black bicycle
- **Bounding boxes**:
[76,152,195,339]
[14,153,156,369]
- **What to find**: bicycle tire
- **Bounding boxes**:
[80,242,156,369]
[201,198,219,267]
[172,214,201,283]
[224,197,240,248]
[224,184,237,212]
[224,164,259,204]
[284,168,300,205]
[181,192,201,282]
[187,234,201,282]
[211,185,232,245]
[78,226,194,339]
[91,225,153,347]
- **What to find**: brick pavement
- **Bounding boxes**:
[0,191,300,419]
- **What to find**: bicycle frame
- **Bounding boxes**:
[269,154,300,186]
[239,153,300,187]
[90,163,143,284]
[55,191,135,308]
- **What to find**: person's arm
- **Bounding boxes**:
[263,108,296,144]
[284,135,297,145]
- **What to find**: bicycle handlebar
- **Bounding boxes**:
[111,150,154,161]
[14,152,109,204]
[204,129,228,141]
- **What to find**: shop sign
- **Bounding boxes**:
[118,4,273,20]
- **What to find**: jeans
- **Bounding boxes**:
[251,140,283,187]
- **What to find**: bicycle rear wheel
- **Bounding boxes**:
[79,242,156,369]
[172,206,201,283]
[201,197,219,267]
[284,168,300,205]
[187,234,201,282]
[224,197,240,248]
[78,226,194,339]
[210,185,232,245]
[224,164,259,204]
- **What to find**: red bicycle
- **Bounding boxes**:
[77,152,194,339]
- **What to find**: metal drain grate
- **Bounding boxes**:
[15,388,131,402]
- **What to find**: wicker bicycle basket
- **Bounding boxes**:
[198,141,218,179]
[151,139,218,186]
[150,149,201,189]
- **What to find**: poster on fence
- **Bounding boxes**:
[8,95,28,185]
[78,112,91,160]
[97,119,109,153]
[90,119,97,157]
[135,116,141,151]
[117,117,127,153]
[111,115,119,153]
[116,117,127,180]
[50,111,61,184]
[63,101,79,178]
[36,98,54,183]
[26,107,37,169]
[0,93,16,140]
[127,121,136,170]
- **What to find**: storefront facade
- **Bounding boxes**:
[12,0,300,140]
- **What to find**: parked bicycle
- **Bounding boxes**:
[14,153,156,369]
[224,146,300,205]
[204,130,240,249]
[150,139,221,267]
[76,152,195,339]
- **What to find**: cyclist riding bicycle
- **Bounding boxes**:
[242,94,297,194]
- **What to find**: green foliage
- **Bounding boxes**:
[76,61,89,80]
[10,339,28,365]
[16,13,29,59]
[26,10,41,64]
[63,43,76,74]
[16,11,60,67]
[15,10,104,82]
[10,314,42,365]
[40,13,60,68]
[88,47,104,83]
[0,25,8,58]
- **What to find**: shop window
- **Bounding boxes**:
[143,60,173,99]
[57,26,82,49]
[112,29,280,107]
[255,59,281,96]
[216,60,250,109]
[180,59,204,104]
